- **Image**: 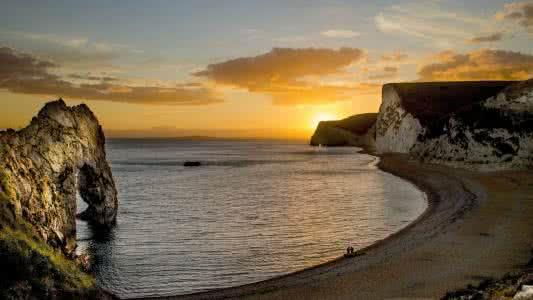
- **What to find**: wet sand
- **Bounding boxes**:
[145,154,533,300]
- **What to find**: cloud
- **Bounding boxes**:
[0,47,221,105]
[381,52,408,62]
[495,1,533,33]
[467,32,504,43]
[193,47,367,105]
[418,49,533,81]
[0,30,139,72]
[375,3,490,48]
[320,29,360,38]
[194,47,365,83]
[368,66,399,80]
[68,73,118,82]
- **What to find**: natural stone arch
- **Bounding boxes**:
[77,163,117,227]
[0,99,118,254]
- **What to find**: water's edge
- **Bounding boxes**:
[133,151,434,300]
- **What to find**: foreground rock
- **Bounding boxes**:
[0,99,118,298]
[310,113,377,148]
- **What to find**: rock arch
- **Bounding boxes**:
[0,99,118,254]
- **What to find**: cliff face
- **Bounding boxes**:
[313,79,532,170]
[375,81,515,154]
[0,99,118,253]
[310,113,377,147]
[412,79,533,170]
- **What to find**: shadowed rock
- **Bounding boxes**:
[375,81,515,154]
[310,113,377,148]
[0,99,118,253]
[412,79,533,170]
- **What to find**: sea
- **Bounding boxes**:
[76,139,427,298]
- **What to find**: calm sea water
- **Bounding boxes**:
[76,139,426,298]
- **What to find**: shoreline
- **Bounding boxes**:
[136,152,533,300]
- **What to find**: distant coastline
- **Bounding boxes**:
[108,136,307,141]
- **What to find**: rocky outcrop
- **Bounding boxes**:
[375,81,515,154]
[315,79,533,170]
[412,79,533,170]
[310,113,377,148]
[0,99,118,253]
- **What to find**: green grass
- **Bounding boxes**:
[0,167,98,298]
[0,227,95,298]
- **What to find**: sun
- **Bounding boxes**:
[310,113,337,129]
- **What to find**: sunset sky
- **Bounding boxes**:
[1,0,532,139]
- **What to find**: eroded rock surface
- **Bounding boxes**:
[0,99,117,253]
[314,79,533,170]
[412,79,533,170]
[375,81,515,154]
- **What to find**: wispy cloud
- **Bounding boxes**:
[320,29,360,38]
[380,51,408,62]
[367,66,399,80]
[0,30,142,72]
[375,2,493,48]
[0,46,222,105]
[495,1,533,34]
[467,32,504,43]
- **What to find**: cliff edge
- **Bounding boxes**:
[412,79,533,169]
[312,79,532,170]
[0,99,117,298]
[310,113,377,148]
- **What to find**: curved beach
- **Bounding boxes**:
[140,153,533,300]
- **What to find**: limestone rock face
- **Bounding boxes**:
[0,99,117,253]
[310,113,377,148]
[375,81,515,154]
[375,85,423,153]
[325,80,532,170]
[412,79,533,170]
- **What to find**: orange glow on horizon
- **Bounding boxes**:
[310,112,338,130]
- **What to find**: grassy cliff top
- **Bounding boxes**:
[385,81,516,126]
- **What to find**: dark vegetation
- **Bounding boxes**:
[319,113,377,135]
[0,166,112,299]
[389,81,515,127]
[388,80,532,161]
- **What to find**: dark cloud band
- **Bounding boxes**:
[0,47,221,105]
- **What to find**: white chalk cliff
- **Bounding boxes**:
[312,79,533,170]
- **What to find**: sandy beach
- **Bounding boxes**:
[144,153,533,300]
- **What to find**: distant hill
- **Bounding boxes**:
[310,113,377,147]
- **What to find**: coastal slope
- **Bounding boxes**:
[309,113,377,147]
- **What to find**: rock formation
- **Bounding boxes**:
[375,81,515,153]
[310,113,377,148]
[0,99,118,254]
[311,79,533,170]
[412,79,533,170]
